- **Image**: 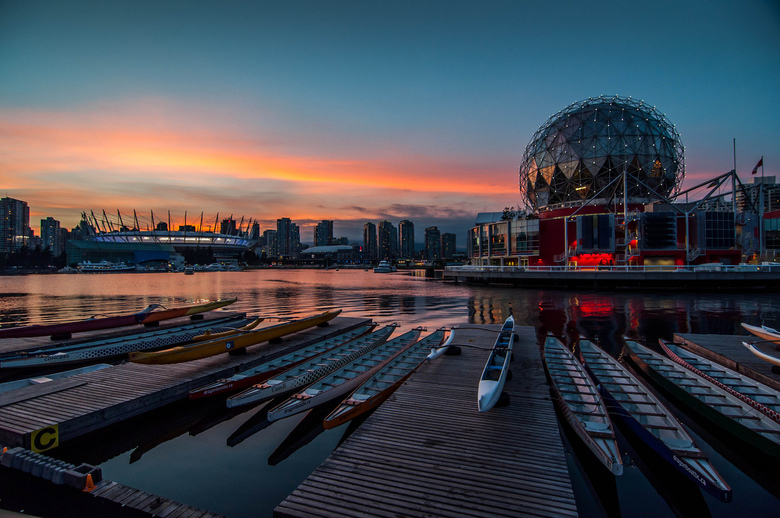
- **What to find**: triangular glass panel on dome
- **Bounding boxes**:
[586,156,607,175]
[526,160,539,186]
[660,156,675,178]
[558,160,579,179]
[540,165,555,184]
[577,184,590,200]
[535,172,548,189]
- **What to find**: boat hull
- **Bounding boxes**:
[744,341,780,367]
[129,310,341,364]
[188,325,372,399]
[597,378,731,502]
[741,323,780,347]
[625,342,780,463]
[0,298,237,339]
[0,316,251,369]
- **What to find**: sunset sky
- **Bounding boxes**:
[2,1,779,242]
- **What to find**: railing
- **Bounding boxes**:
[444,264,780,274]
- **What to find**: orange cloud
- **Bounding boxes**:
[0,101,521,235]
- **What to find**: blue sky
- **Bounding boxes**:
[1,0,778,241]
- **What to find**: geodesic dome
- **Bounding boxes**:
[518,95,684,211]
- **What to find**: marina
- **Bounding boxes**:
[0,271,778,517]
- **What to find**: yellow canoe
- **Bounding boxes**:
[129,309,342,364]
[192,317,264,341]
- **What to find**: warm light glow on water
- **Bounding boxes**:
[1,270,778,517]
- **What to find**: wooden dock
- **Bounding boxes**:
[0,316,370,450]
[275,325,578,518]
[674,333,780,392]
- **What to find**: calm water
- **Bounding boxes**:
[0,269,779,517]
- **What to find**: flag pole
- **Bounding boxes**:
[760,155,765,262]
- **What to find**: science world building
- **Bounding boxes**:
[468,95,777,268]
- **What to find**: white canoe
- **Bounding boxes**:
[741,322,780,347]
[477,315,515,412]
[743,340,780,368]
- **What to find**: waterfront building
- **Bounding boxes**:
[363,222,377,261]
[468,95,769,267]
[0,197,30,253]
[301,244,364,265]
[41,217,64,256]
[441,232,456,260]
[378,220,395,260]
[425,226,441,261]
[399,220,414,259]
[315,220,334,247]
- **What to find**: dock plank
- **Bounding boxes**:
[275,325,577,518]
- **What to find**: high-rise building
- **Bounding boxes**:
[0,197,30,253]
[363,222,377,261]
[425,226,441,261]
[378,220,396,260]
[315,220,334,246]
[441,232,456,259]
[262,229,277,257]
[276,218,300,258]
[399,220,415,259]
[41,217,63,256]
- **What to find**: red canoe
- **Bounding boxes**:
[0,298,237,339]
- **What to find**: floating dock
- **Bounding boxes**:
[275,325,578,518]
[0,316,370,450]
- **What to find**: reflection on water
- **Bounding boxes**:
[1,270,779,517]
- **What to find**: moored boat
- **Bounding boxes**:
[373,260,396,273]
[741,323,780,347]
[659,339,780,422]
[477,316,515,412]
[324,329,447,429]
[0,316,253,368]
[265,329,423,422]
[625,338,780,463]
[225,324,397,408]
[78,260,136,273]
[0,298,237,340]
[543,334,623,476]
[743,340,780,368]
[129,309,341,364]
[579,338,731,502]
[189,324,375,399]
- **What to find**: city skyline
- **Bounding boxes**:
[2,1,778,242]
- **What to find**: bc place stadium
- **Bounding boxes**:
[66,211,257,271]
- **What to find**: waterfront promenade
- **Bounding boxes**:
[444,264,780,289]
